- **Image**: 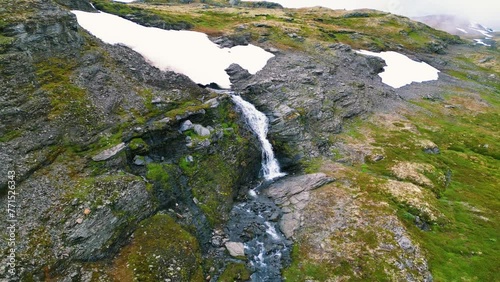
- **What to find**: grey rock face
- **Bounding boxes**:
[66,177,155,261]
[227,45,398,169]
[263,173,334,238]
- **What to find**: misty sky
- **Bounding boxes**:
[244,0,500,29]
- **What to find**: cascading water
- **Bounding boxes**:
[227,94,290,281]
[231,95,286,180]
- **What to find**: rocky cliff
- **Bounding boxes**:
[1,0,499,281]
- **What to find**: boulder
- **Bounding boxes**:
[193,124,211,136]
[225,242,245,257]
[179,120,193,132]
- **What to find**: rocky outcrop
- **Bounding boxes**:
[66,175,155,261]
[263,173,334,238]
[291,176,434,281]
[54,0,95,12]
[227,44,398,170]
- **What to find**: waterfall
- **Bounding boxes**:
[228,94,289,281]
[231,95,286,180]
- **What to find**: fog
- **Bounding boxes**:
[243,0,500,29]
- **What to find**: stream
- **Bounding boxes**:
[226,95,290,281]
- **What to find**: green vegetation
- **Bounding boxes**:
[129,137,148,152]
[112,214,204,281]
[0,129,22,142]
[35,58,96,123]
[293,89,499,280]
[218,262,251,282]
[0,34,14,53]
[177,100,254,227]
[165,100,210,119]
[64,173,143,208]
[92,0,461,52]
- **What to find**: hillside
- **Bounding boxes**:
[0,0,498,281]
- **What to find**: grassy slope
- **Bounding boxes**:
[287,56,499,280]
[92,0,461,52]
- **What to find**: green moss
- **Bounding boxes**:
[283,244,333,281]
[165,102,210,119]
[189,153,238,226]
[34,58,103,134]
[84,129,125,156]
[301,158,323,174]
[63,173,144,209]
[129,137,148,152]
[146,163,174,189]
[0,34,14,52]
[179,156,196,176]
[338,92,500,280]
[0,130,22,142]
[114,214,204,281]
[181,100,253,227]
[218,263,251,282]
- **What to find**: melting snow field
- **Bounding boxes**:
[71,11,274,88]
[357,50,440,88]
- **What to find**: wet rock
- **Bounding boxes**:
[211,236,224,248]
[415,216,431,231]
[279,212,300,239]
[225,242,245,257]
[185,136,193,147]
[424,147,440,154]
[264,173,334,202]
[175,109,206,121]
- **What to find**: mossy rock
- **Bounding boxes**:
[129,137,149,153]
[112,214,204,282]
[219,262,251,282]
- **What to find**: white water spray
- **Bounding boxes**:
[231,95,286,181]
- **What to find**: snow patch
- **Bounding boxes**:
[357,50,440,88]
[71,10,274,88]
[473,39,491,46]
